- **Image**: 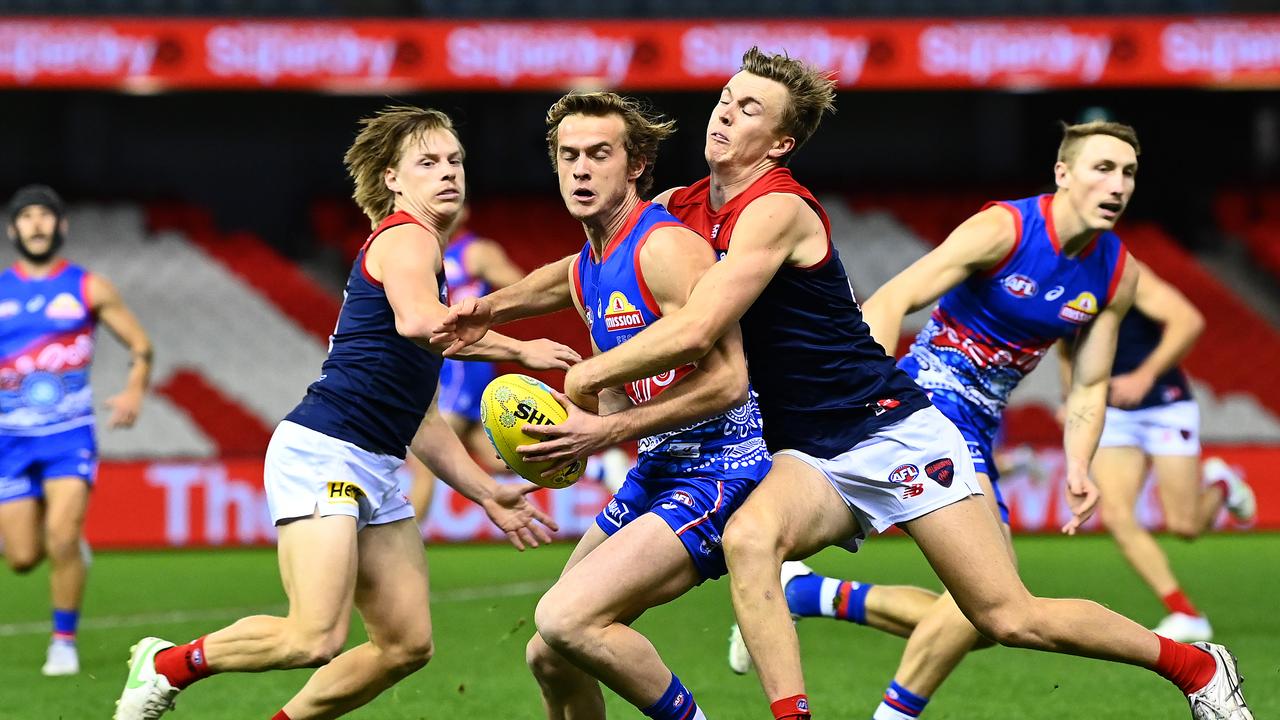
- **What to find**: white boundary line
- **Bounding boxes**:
[0,579,552,638]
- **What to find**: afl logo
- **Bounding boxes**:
[1000,274,1038,299]
[888,464,920,483]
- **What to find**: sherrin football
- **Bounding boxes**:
[479,373,587,489]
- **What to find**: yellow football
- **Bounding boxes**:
[479,373,586,489]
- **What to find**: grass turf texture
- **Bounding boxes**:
[2,533,1276,719]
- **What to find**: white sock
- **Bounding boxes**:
[872,702,916,720]
[818,577,841,617]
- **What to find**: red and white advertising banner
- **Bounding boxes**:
[0,16,1277,91]
[84,446,1276,549]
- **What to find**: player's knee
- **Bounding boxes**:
[6,548,42,574]
[975,602,1040,649]
[1099,504,1140,535]
[44,532,80,563]
[383,634,434,677]
[285,629,347,667]
[533,595,588,654]
[1165,516,1200,541]
[723,510,783,567]
[526,633,572,681]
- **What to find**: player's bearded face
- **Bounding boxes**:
[389,130,466,228]
[555,114,634,224]
[1058,134,1137,232]
[10,205,60,261]
[706,72,791,166]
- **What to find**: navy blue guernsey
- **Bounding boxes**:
[1112,310,1193,409]
[664,169,931,459]
[285,211,447,457]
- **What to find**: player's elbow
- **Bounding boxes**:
[1184,306,1206,341]
[394,314,435,343]
[680,318,718,361]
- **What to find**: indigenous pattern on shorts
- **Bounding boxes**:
[902,194,1127,420]
[571,201,769,480]
[0,261,96,436]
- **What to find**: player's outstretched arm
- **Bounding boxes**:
[89,273,152,429]
[377,225,578,368]
[410,402,558,550]
[1107,260,1205,408]
[1061,253,1139,534]
[519,227,750,467]
[861,205,1017,354]
[565,193,812,401]
[431,254,576,354]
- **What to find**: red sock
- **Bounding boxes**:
[1153,635,1217,695]
[271,712,292,720]
[1162,589,1201,618]
[770,694,811,719]
[153,636,215,690]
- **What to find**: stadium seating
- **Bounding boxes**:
[65,204,329,458]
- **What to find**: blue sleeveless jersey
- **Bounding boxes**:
[902,194,1129,420]
[1112,310,1192,409]
[443,231,491,303]
[571,201,770,479]
[0,261,97,436]
[665,169,930,460]
[285,211,447,457]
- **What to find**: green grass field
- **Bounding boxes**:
[2,533,1276,719]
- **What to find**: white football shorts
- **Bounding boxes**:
[777,405,983,550]
[264,420,415,530]
[1098,400,1200,457]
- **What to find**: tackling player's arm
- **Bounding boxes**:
[373,224,579,370]
[468,237,525,289]
[409,400,558,550]
[861,205,1017,354]
[1061,254,1138,534]
[1106,261,1204,408]
[88,273,152,429]
[564,192,818,404]
[520,226,749,466]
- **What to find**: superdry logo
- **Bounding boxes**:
[889,464,919,483]
[447,25,635,86]
[926,457,955,487]
[603,291,645,332]
[1162,21,1280,78]
[1001,274,1038,299]
[919,23,1111,83]
[681,25,871,85]
[206,24,398,83]
[0,23,158,83]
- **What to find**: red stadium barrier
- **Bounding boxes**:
[84,446,1275,549]
[1,17,1277,91]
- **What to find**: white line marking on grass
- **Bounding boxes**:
[0,579,552,637]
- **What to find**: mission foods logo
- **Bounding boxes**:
[1058,291,1099,324]
[603,291,645,332]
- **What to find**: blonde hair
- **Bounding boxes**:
[739,47,837,164]
[344,105,463,227]
[1057,120,1140,166]
[545,92,676,197]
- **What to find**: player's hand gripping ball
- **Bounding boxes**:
[480,374,586,489]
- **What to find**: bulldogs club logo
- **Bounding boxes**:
[925,458,955,487]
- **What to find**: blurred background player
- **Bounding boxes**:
[405,206,524,522]
[1059,261,1256,642]
[113,105,571,720]
[0,184,152,677]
